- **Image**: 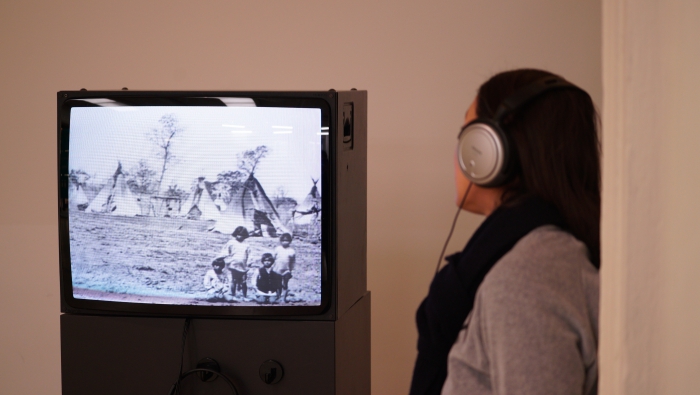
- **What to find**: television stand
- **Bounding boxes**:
[61,292,370,395]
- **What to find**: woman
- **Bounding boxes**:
[410,69,600,395]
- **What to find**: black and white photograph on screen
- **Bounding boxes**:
[67,106,323,306]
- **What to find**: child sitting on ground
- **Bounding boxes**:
[203,257,233,301]
[256,253,282,303]
[272,233,296,303]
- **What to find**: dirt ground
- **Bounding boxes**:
[69,211,322,306]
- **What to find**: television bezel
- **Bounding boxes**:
[57,90,337,319]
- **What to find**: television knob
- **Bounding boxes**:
[259,359,284,384]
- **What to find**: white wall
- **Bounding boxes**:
[0,1,601,394]
[600,1,700,394]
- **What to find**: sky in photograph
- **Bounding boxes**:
[69,106,323,201]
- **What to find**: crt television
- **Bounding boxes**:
[57,90,367,320]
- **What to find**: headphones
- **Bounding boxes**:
[457,76,586,187]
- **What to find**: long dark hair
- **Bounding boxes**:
[477,69,601,266]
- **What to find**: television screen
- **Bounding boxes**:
[65,103,325,308]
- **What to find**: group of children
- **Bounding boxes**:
[203,226,296,303]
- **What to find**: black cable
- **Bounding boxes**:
[170,317,191,395]
[178,318,191,380]
[168,318,240,395]
[435,182,473,276]
[172,368,239,395]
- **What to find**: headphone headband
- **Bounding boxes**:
[492,76,585,122]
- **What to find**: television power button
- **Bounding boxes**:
[259,360,284,385]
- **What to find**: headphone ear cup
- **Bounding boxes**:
[457,119,510,187]
[457,76,583,189]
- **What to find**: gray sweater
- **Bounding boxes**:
[441,226,599,395]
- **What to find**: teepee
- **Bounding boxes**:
[212,174,289,236]
[86,163,141,216]
[184,177,221,221]
[69,181,90,210]
[293,178,321,225]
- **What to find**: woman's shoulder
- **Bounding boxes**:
[489,225,595,275]
[479,225,599,309]
[447,226,600,395]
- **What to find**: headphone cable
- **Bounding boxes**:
[170,318,191,395]
[435,182,473,276]
[169,317,239,395]
[170,369,239,395]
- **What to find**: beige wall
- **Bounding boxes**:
[0,1,600,394]
[600,1,700,394]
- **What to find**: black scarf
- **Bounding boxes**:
[409,197,565,395]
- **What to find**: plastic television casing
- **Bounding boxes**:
[57,90,367,321]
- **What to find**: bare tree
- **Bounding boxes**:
[237,145,269,176]
[213,146,270,204]
[273,186,297,208]
[127,160,157,195]
[150,114,182,193]
[68,169,90,186]
[215,170,245,204]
